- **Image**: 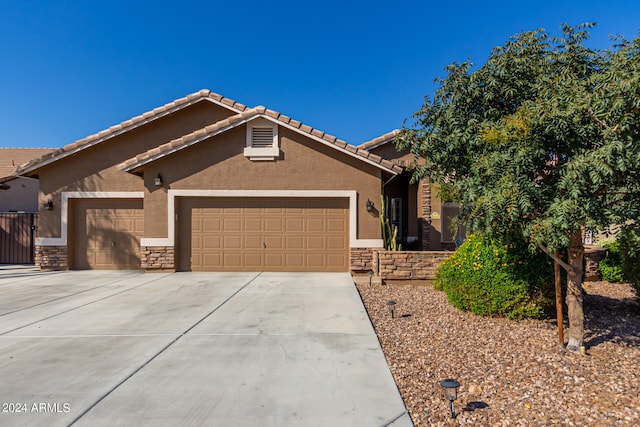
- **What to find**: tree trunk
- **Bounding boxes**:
[565,231,585,353]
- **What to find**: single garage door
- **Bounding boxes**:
[70,199,144,270]
[177,198,349,272]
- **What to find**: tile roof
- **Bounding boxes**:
[12,89,402,179]
[121,106,403,175]
[14,90,247,177]
[0,148,55,182]
[359,129,401,150]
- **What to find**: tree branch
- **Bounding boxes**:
[585,108,620,132]
[537,243,575,275]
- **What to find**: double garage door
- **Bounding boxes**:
[177,198,349,272]
[71,197,349,272]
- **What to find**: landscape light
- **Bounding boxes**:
[387,300,396,318]
[440,378,460,419]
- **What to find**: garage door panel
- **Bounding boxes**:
[327,218,346,232]
[306,253,326,267]
[285,236,303,249]
[265,253,284,268]
[285,218,303,232]
[203,218,220,232]
[223,218,242,232]
[244,235,262,249]
[285,253,304,268]
[306,218,325,232]
[264,235,283,250]
[327,253,346,268]
[264,218,283,232]
[180,198,348,272]
[223,235,242,249]
[327,236,347,250]
[244,217,262,232]
[306,236,325,250]
[203,235,221,249]
[243,253,263,268]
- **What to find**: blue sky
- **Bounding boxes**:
[1,0,639,148]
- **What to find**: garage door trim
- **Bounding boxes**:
[141,190,383,248]
[36,191,144,247]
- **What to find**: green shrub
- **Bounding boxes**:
[434,234,554,319]
[618,224,640,298]
[598,240,624,282]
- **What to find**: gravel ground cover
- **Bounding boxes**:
[355,280,640,426]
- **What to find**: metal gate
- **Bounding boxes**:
[0,213,38,264]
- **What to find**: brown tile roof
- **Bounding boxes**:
[359,129,401,150]
[121,106,403,175]
[14,90,247,176]
[0,148,55,181]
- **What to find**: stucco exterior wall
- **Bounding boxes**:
[143,125,383,241]
[35,102,236,238]
[0,177,40,212]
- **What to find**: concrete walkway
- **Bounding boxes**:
[0,269,412,426]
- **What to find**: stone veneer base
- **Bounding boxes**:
[35,245,69,270]
[141,246,175,271]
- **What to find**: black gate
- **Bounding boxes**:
[0,213,38,264]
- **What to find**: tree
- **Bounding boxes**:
[398,24,640,353]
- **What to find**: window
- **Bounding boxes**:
[390,198,402,239]
[442,202,466,244]
[244,119,279,160]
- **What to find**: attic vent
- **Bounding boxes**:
[252,127,274,148]
[244,120,279,161]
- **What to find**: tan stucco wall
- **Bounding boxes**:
[0,177,39,212]
[143,125,383,241]
[35,101,236,238]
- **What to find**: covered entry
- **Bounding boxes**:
[177,197,349,272]
[70,199,144,269]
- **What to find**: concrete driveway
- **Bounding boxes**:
[0,267,411,426]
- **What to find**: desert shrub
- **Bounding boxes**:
[598,240,624,282]
[434,234,554,319]
[618,224,640,298]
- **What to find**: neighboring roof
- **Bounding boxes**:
[359,129,401,150]
[0,148,55,185]
[14,90,248,177]
[120,106,403,175]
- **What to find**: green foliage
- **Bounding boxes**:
[434,234,554,319]
[397,24,640,253]
[380,194,402,251]
[598,240,624,282]
[618,224,640,297]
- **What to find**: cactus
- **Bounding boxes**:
[380,194,402,251]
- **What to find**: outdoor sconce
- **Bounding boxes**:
[43,200,53,210]
[154,173,163,186]
[366,199,374,212]
[369,270,374,286]
[387,300,396,318]
[440,378,460,419]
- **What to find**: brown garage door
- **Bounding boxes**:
[177,198,349,272]
[70,199,144,270]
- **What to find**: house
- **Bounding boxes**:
[13,90,411,272]
[359,131,464,251]
[1,148,54,212]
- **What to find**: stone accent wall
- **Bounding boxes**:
[584,246,607,282]
[35,245,68,270]
[377,250,452,280]
[419,178,432,250]
[141,246,175,271]
[350,248,375,273]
